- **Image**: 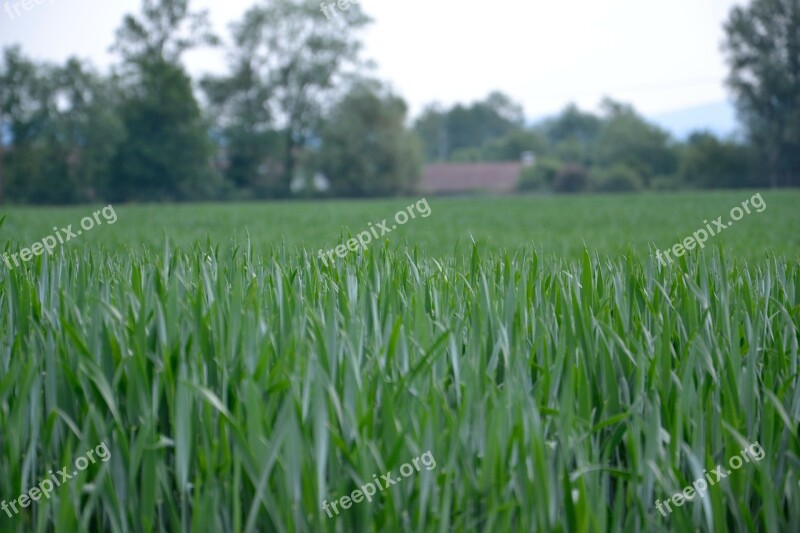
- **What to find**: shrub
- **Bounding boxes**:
[451,147,483,162]
[518,157,562,192]
[650,175,684,191]
[553,163,589,193]
[591,164,644,192]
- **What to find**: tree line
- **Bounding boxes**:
[416,95,761,193]
[0,0,797,205]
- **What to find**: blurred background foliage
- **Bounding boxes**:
[0,0,798,205]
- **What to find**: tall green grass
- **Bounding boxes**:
[0,240,798,532]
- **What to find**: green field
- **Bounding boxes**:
[2,190,798,259]
[1,191,799,532]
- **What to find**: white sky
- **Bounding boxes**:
[0,0,746,119]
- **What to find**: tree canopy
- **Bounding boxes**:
[723,0,800,187]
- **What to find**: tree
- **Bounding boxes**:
[593,99,677,185]
[518,157,561,192]
[224,0,371,197]
[201,53,281,196]
[318,82,423,197]
[111,60,217,201]
[540,104,602,164]
[413,92,526,162]
[450,146,483,162]
[480,129,547,162]
[553,163,589,193]
[43,59,125,203]
[723,0,800,187]
[677,131,756,189]
[0,47,71,203]
[413,104,448,162]
[443,95,522,158]
[111,0,218,66]
[484,91,525,126]
[0,46,41,204]
[109,0,219,201]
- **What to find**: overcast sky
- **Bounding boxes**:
[0,0,745,119]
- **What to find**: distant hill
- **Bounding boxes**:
[647,101,740,140]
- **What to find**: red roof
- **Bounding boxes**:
[420,162,522,194]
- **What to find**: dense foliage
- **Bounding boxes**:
[317,83,423,197]
[723,0,800,187]
[414,96,768,194]
[0,0,798,204]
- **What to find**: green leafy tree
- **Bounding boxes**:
[201,54,282,197]
[413,92,525,162]
[111,0,218,65]
[413,104,448,161]
[540,104,602,164]
[481,129,548,162]
[224,0,371,197]
[518,157,561,192]
[444,96,522,158]
[484,90,526,126]
[593,99,677,186]
[45,59,125,203]
[0,49,123,204]
[109,0,219,201]
[553,163,589,193]
[723,0,800,187]
[677,131,755,189]
[555,138,590,165]
[111,61,218,201]
[318,83,423,197]
[450,147,483,162]
[0,46,42,204]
